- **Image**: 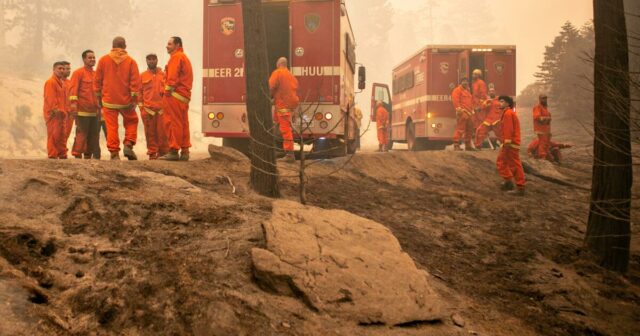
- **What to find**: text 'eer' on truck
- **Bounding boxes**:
[372,45,516,151]
[202,0,366,156]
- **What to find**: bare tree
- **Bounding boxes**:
[585,0,632,273]
[241,0,280,198]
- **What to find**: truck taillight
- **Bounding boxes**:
[212,120,220,128]
[208,112,215,120]
[217,112,225,120]
[314,112,323,121]
[427,112,433,119]
[325,112,333,120]
[320,121,328,129]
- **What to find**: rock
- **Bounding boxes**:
[452,313,466,327]
[252,200,444,326]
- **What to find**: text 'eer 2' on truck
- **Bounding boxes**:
[202,0,366,156]
[372,45,516,151]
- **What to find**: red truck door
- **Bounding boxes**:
[203,2,245,104]
[290,0,338,104]
[485,51,516,97]
[458,49,470,83]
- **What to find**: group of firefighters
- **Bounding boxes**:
[374,68,572,196]
[43,36,193,161]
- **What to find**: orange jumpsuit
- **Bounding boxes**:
[140,68,168,158]
[94,48,141,153]
[527,138,571,163]
[43,75,67,158]
[451,85,474,146]
[69,66,100,158]
[496,108,525,188]
[475,98,502,148]
[269,67,300,152]
[472,79,488,127]
[163,47,193,153]
[375,106,389,146]
[532,104,552,160]
[63,78,74,156]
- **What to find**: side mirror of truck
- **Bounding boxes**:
[358,66,366,90]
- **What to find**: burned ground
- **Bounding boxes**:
[0,141,638,335]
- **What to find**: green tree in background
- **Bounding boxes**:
[534,21,594,119]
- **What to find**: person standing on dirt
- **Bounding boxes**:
[375,101,389,152]
[496,96,525,196]
[94,36,141,161]
[43,61,69,159]
[159,36,194,162]
[68,50,101,159]
[269,57,299,161]
[471,69,488,128]
[532,94,552,160]
[62,61,74,158]
[451,77,475,151]
[474,87,502,149]
[139,54,169,160]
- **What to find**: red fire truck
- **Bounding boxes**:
[371,45,516,150]
[202,0,363,154]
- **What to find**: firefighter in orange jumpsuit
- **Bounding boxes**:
[375,101,390,152]
[474,88,502,149]
[61,61,73,158]
[44,62,68,159]
[139,54,168,160]
[160,36,194,161]
[532,94,552,160]
[472,69,488,128]
[527,138,572,164]
[496,96,525,196]
[451,77,475,151]
[269,57,299,161]
[94,36,141,160]
[69,50,100,159]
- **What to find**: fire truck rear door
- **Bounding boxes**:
[290,0,338,104]
[457,49,470,84]
[204,2,245,104]
[484,51,516,97]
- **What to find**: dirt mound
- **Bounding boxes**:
[284,147,640,336]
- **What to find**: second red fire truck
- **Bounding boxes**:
[372,45,516,150]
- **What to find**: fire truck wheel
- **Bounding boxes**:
[406,121,418,151]
[222,138,251,158]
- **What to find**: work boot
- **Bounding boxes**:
[148,153,158,161]
[179,150,190,162]
[507,188,525,197]
[453,144,462,151]
[123,145,137,161]
[378,144,383,152]
[110,152,120,161]
[83,154,92,160]
[159,150,180,161]
[500,180,515,191]
[74,154,82,159]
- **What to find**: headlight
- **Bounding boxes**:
[325,112,333,120]
[427,112,433,119]
[431,123,437,128]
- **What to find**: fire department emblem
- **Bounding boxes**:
[221,17,236,36]
[494,62,505,75]
[305,13,321,33]
[440,62,450,74]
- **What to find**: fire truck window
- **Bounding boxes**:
[345,34,356,72]
[375,86,390,104]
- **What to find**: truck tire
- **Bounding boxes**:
[222,138,251,157]
[406,121,420,151]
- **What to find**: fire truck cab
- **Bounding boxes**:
[372,45,516,150]
[202,0,363,155]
